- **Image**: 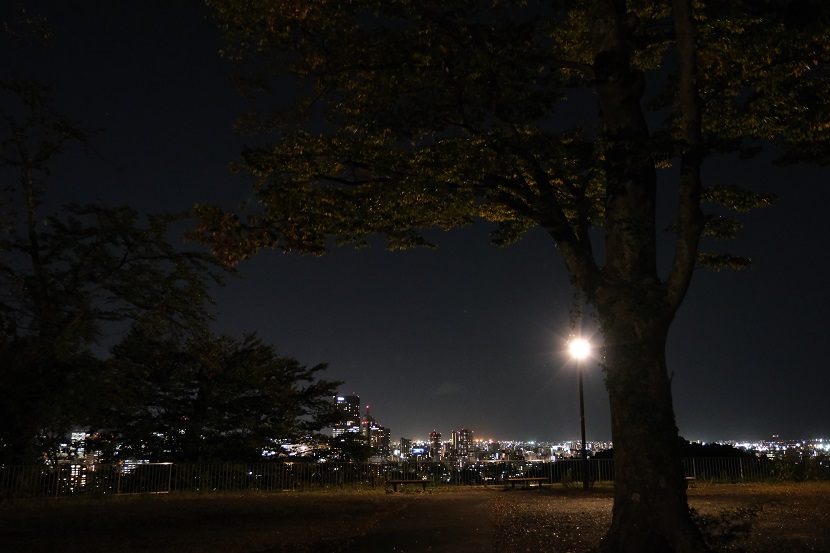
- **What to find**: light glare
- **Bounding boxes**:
[569,339,591,360]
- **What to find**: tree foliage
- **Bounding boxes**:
[329,431,374,462]
[0,78,225,463]
[191,0,830,271]
[105,329,341,463]
[1,10,344,468]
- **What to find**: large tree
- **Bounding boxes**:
[0,78,224,463]
[106,329,341,463]
[196,1,830,551]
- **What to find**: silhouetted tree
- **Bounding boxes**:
[0,79,224,463]
[106,329,341,462]
[196,1,830,551]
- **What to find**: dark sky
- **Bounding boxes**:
[6,1,829,444]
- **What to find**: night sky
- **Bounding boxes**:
[6,1,829,444]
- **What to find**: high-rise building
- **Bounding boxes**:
[399,437,412,457]
[361,406,391,456]
[374,426,391,457]
[332,395,361,437]
[429,430,443,459]
[452,428,474,458]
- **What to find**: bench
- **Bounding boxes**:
[386,479,428,492]
[506,477,548,489]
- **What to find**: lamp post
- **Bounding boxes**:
[569,338,590,490]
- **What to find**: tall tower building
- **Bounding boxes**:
[332,395,361,437]
[452,428,474,458]
[361,406,391,457]
[429,430,443,460]
[374,426,391,457]
[400,437,412,457]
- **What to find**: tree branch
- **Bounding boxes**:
[666,0,705,314]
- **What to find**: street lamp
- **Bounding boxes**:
[569,338,590,490]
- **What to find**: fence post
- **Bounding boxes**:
[54,465,61,498]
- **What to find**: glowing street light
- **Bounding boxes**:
[569,338,591,361]
[569,338,590,489]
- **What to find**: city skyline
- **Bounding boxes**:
[5,2,828,446]
[333,392,827,445]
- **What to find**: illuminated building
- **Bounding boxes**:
[361,406,391,456]
[429,430,443,459]
[332,395,361,437]
[400,437,412,457]
[452,429,474,459]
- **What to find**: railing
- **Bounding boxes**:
[0,457,791,500]
[682,456,774,482]
[0,462,173,499]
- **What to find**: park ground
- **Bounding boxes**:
[1,482,829,552]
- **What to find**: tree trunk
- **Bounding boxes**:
[594,300,709,553]
[578,2,711,550]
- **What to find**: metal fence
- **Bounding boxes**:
[682,456,774,482]
[168,458,614,493]
[0,456,797,500]
[0,462,173,499]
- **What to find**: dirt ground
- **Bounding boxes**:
[1,482,828,552]
[491,482,830,552]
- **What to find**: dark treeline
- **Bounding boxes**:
[0,9,340,466]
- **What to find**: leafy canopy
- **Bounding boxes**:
[194,0,828,271]
[107,330,341,463]
[0,77,226,463]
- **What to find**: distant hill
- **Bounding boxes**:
[593,439,755,459]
